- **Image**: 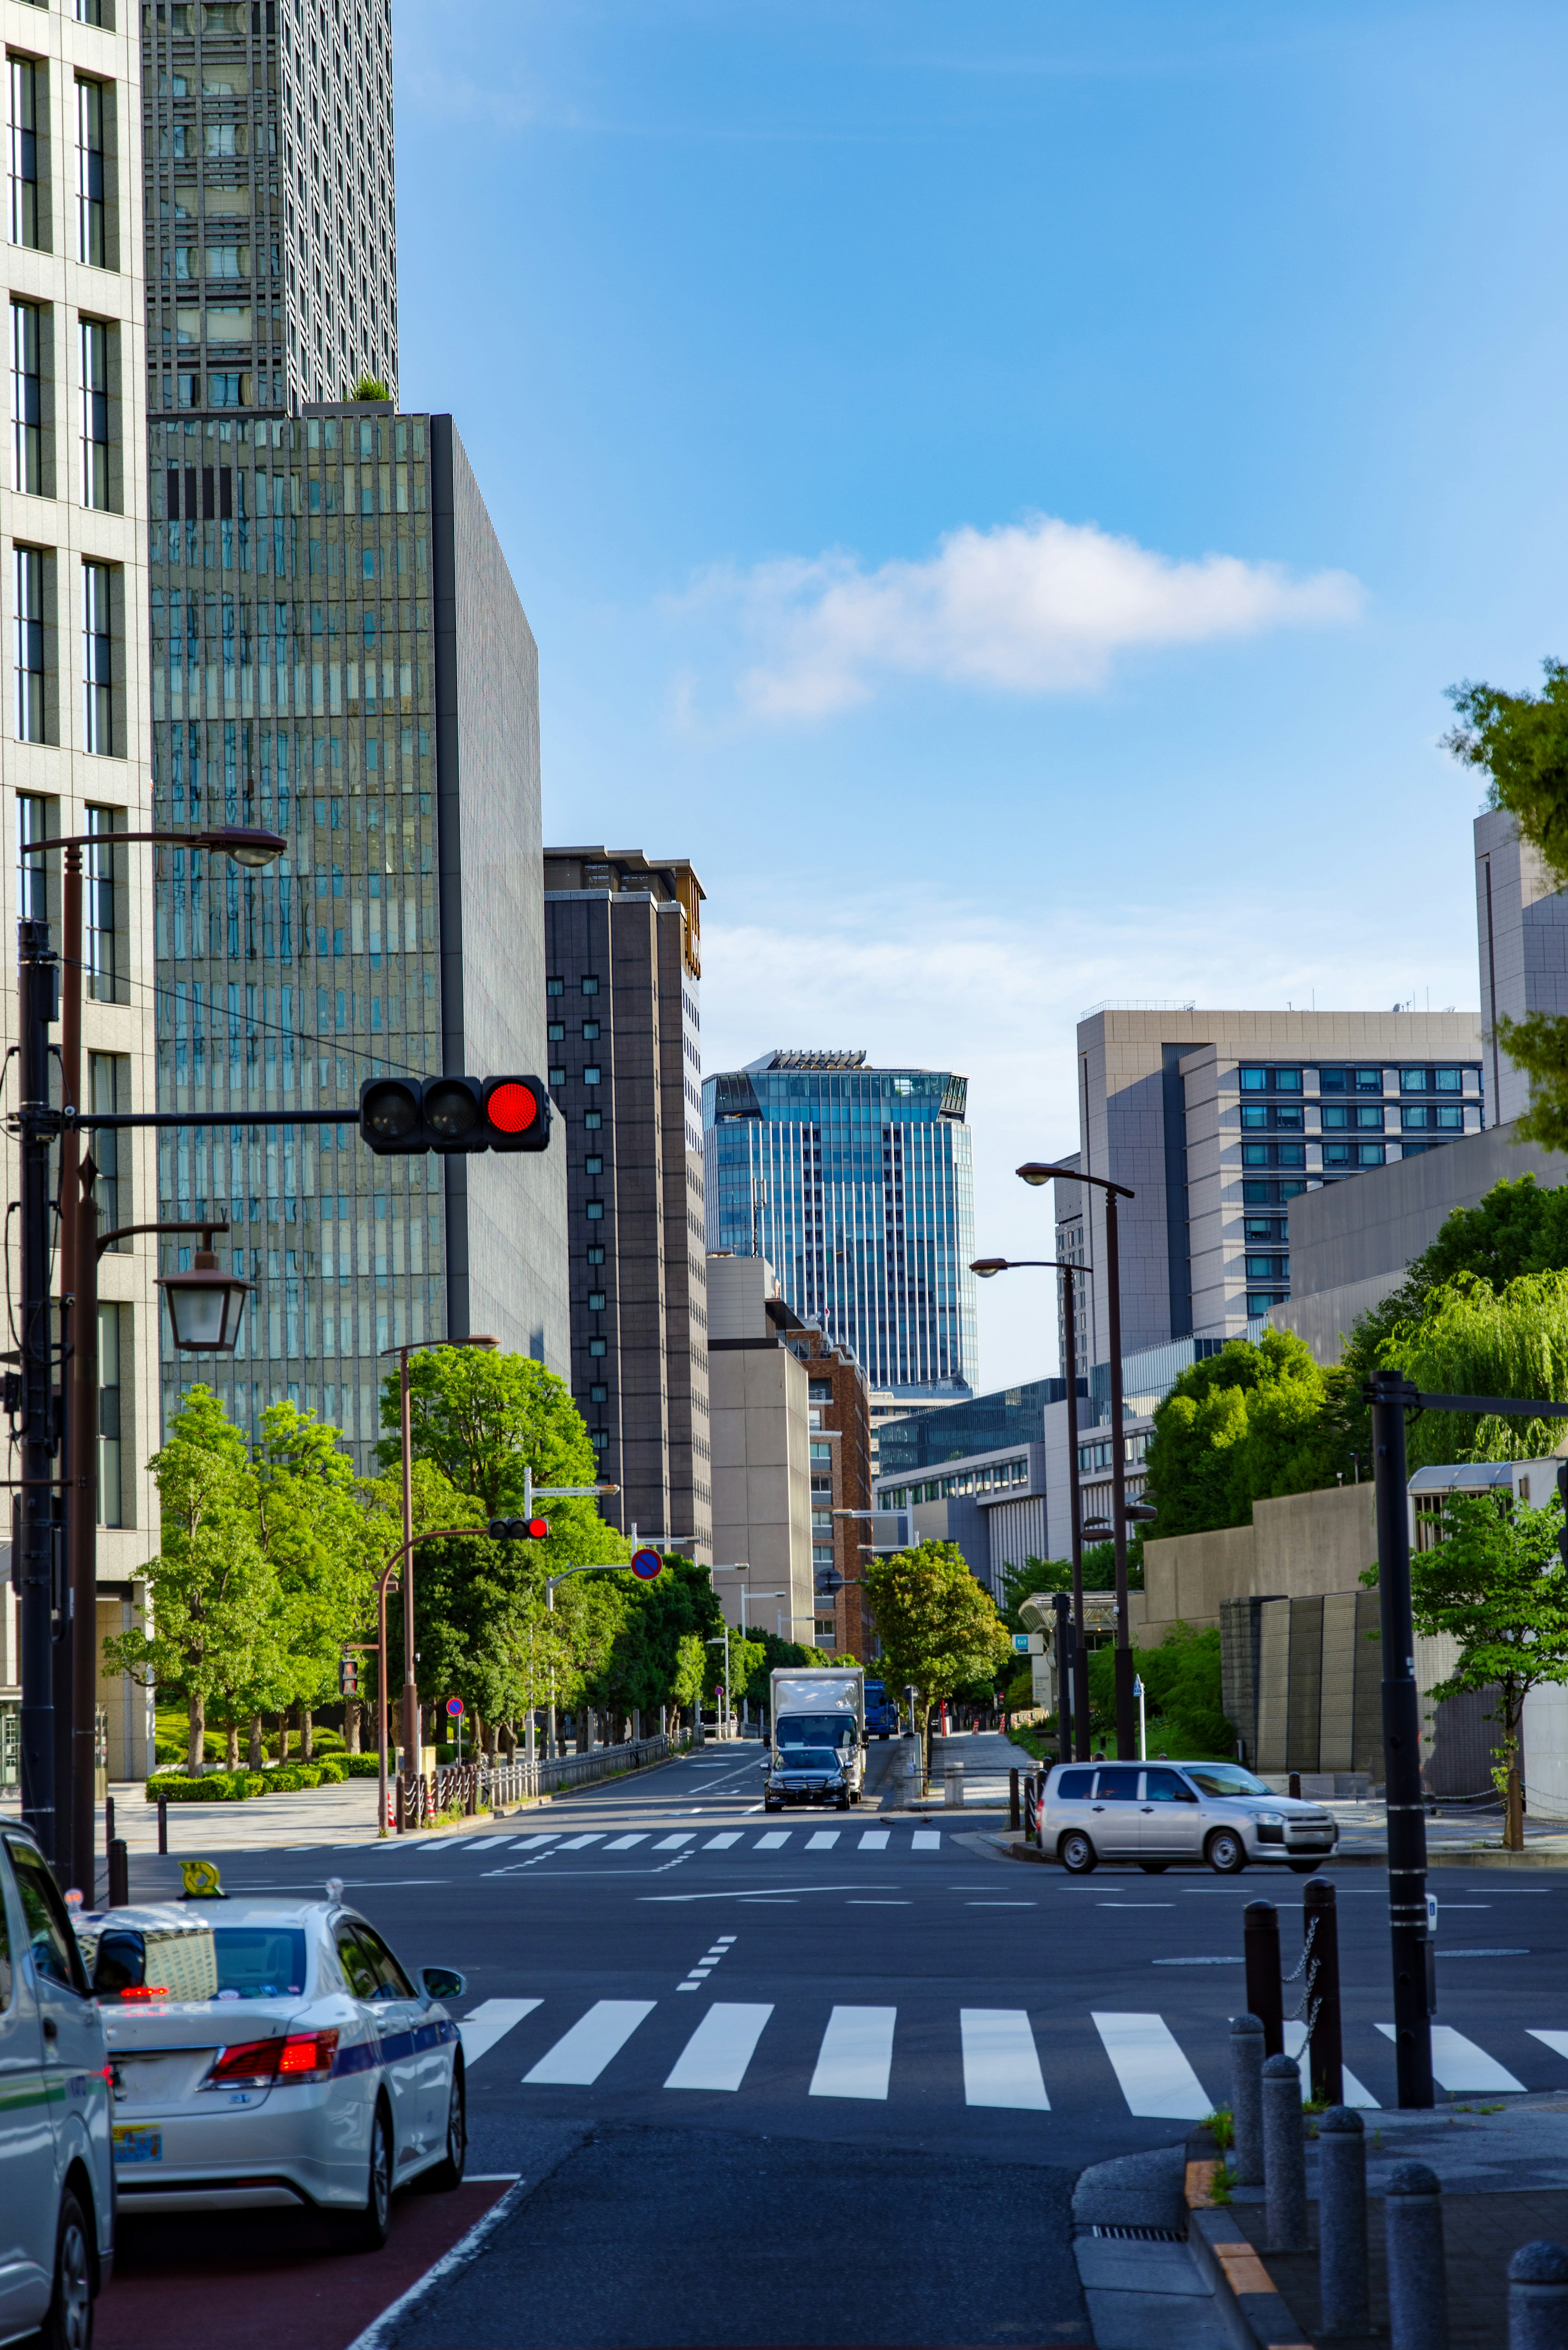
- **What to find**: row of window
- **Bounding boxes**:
[1238,1063,1476,1095]
[9,60,108,266]
[1241,1102,1468,1134]
[13,546,116,749]
[547,973,600,997]
[10,301,114,506]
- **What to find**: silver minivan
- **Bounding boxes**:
[0,1829,115,2348]
[1038,1760,1339,1875]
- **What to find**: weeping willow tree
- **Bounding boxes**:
[1383,1270,1568,1470]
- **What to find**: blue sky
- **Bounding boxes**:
[393,1,1568,1387]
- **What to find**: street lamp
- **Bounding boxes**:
[155,1224,254,1351]
[706,1632,731,1738]
[1015,1160,1139,1758]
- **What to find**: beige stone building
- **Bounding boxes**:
[706,1254,813,1650]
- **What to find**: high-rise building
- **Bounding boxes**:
[706,1254,813,1650]
[542,847,709,1557]
[703,1050,978,1440]
[149,402,569,1462]
[140,0,397,423]
[0,0,161,1786]
[1058,1007,1485,1365]
[1474,808,1568,1128]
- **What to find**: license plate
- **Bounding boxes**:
[114,2125,162,2166]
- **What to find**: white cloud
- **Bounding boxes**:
[684,513,1363,721]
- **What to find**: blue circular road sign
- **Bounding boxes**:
[630,1547,664,1581]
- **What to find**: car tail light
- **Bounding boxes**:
[203,2030,338,2090]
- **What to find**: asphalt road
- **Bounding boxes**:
[115,1738,1568,2348]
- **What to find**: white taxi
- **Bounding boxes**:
[72,1864,468,2250]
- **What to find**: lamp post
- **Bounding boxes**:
[1014,1162,1138,1759]
[16,822,283,1877]
[706,1632,730,1737]
[971,1255,1094,1759]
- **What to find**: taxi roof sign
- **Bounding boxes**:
[179,1857,227,1900]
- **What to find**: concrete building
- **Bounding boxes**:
[706,1254,813,1650]
[771,1318,870,1654]
[149,404,569,1465]
[1475,808,1568,1128]
[1056,1006,1484,1365]
[542,847,709,1556]
[141,0,397,423]
[0,0,162,1786]
[703,1050,978,1444]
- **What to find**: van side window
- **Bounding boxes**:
[1055,1768,1095,1800]
[5,1839,87,1993]
[1094,1766,1142,1800]
[1143,1768,1198,1803]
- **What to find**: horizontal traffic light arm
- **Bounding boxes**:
[70,1106,354,1130]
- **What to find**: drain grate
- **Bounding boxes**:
[1084,2223,1186,2243]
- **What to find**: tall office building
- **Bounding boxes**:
[141,0,396,422]
[703,1050,978,1429]
[149,401,569,1462]
[1057,1007,1484,1367]
[542,847,710,1558]
[0,0,161,1784]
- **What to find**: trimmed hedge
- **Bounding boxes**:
[146,1771,266,1803]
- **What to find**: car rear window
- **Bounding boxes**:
[1054,1769,1095,1800]
[89,1923,307,2002]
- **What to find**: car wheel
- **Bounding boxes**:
[1288,1859,1322,1874]
[421,2061,467,2192]
[1205,1828,1247,1875]
[328,2096,393,2252]
[41,2187,93,2350]
[1140,1862,1170,1874]
[1058,1829,1097,1874]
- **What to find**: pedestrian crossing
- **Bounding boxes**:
[458,1993,1568,2120]
[350,1824,954,1859]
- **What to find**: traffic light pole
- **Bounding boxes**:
[17,920,58,1859]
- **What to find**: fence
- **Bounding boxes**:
[393,1731,681,1830]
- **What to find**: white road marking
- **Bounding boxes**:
[1284,2020,1378,2108]
[665,2003,775,2091]
[1092,2012,1213,2119]
[557,1833,604,1851]
[604,1834,648,1850]
[508,1833,560,1849]
[654,1833,695,1849]
[704,1833,742,1849]
[524,2000,657,2085]
[460,1835,517,1851]
[806,1831,840,1849]
[1377,2023,1525,2092]
[459,1998,541,2065]
[960,2009,1050,2110]
[858,1831,890,1851]
[809,2005,897,2100]
[755,1831,789,1849]
[1528,2029,1568,2066]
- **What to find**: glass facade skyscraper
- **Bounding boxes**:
[703,1050,977,1404]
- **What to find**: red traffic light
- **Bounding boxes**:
[487,1516,550,1542]
[482,1075,552,1154]
[527,1515,549,1540]
[359,1075,553,1157]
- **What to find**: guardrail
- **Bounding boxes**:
[393,1732,685,1830]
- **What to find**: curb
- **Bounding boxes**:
[1183,2124,1312,2350]
[997,1836,1568,1873]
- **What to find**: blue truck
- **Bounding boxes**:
[863,1679,900,1740]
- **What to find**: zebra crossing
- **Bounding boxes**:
[359,1825,951,1859]
[457,1992,1568,2118]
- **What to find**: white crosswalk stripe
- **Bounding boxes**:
[858,1831,889,1850]
[911,1831,941,1850]
[755,1831,789,1849]
[665,2003,775,2091]
[1528,2029,1568,2065]
[460,1998,541,2065]
[806,1831,840,1849]
[557,1833,604,1850]
[704,1832,742,1849]
[960,2009,1049,2110]
[509,1833,559,1848]
[1284,2020,1378,2108]
[810,2005,896,2101]
[1092,2011,1213,2120]
[1376,2023,1525,2093]
[461,1834,518,1851]
[654,1833,694,1850]
[604,1833,648,1850]
[524,2000,657,2085]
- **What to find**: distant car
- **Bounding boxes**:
[72,1873,468,2250]
[1038,1760,1340,1875]
[0,1825,115,2350]
[762,1746,852,1811]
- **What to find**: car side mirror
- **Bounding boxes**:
[420,1965,466,2004]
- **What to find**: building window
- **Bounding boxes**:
[1434,1067,1463,1093]
[98,1300,124,1527]
[588,1336,607,1357]
[10,298,40,492]
[548,1066,565,1086]
[1238,1065,1302,1093]
[86,804,122,999]
[546,975,564,996]
[1436,1104,1463,1130]
[76,0,106,22]
[1358,1143,1386,1167]
[581,1019,599,1040]
[585,1200,604,1221]
[587,1289,606,1311]
[583,1066,601,1086]
[584,1154,603,1174]
[547,1021,564,1041]
[589,1428,608,1452]
[82,560,111,751]
[1321,1104,1352,1130]
[1319,1065,1384,1094]
[76,79,104,267]
[89,1050,128,1239]
[1246,1290,1286,1316]
[586,1245,605,1265]
[9,59,39,250]
[589,1382,608,1403]
[208,371,242,407]
[14,549,45,742]
[581,974,599,995]
[79,318,107,507]
[1244,1254,1288,1281]
[584,1109,601,1130]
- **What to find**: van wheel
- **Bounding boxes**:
[1058,1829,1097,1874]
[1288,1859,1322,1875]
[1140,1862,1170,1874]
[1205,1828,1247,1875]
[328,2097,393,2252]
[42,2187,93,2350]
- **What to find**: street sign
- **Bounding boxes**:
[1012,1633,1030,1653]
[446,1697,464,1719]
[630,1547,664,1581]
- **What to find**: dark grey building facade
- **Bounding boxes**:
[152,403,568,1461]
[543,850,710,1558]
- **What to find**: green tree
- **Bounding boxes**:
[1143,1330,1351,1538]
[670,1632,705,1727]
[350,373,390,401]
[1086,1624,1234,1759]
[1373,1489,1568,1848]
[861,1541,1012,1749]
[1382,1268,1568,1469]
[254,1398,376,1753]
[103,1387,281,1772]
[1444,662,1568,1144]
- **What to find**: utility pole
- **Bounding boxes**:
[17,916,58,1859]
[1369,1367,1434,2108]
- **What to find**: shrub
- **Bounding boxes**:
[145,1770,265,1802]
[344,1753,381,1777]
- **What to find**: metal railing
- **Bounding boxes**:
[392,1732,683,1830]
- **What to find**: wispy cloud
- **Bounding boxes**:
[679,513,1364,723]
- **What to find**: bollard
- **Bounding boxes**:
[1319,2106,1369,2337]
[1289,1770,1301,1799]
[1386,2163,1448,2350]
[1231,2013,1266,2185]
[1245,1900,1284,2056]
[156,1794,168,1857]
[1509,2241,1568,2350]
[945,1763,965,1809]
[1305,1877,1344,2107]
[1009,1767,1020,1833]
[1262,2052,1307,2252]
[107,1838,129,1909]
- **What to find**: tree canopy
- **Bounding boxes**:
[1142,1329,1352,1539]
[861,1541,1012,1731]
[1086,1623,1233,1759]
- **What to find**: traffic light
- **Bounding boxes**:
[1557,1460,1568,1567]
[488,1515,550,1542]
[339,1651,359,1698]
[359,1074,552,1157]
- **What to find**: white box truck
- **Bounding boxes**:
[764,1668,866,1811]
